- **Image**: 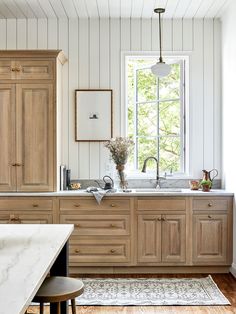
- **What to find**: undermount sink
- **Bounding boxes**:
[134,188,182,192]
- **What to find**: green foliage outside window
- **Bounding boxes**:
[127,57,184,174]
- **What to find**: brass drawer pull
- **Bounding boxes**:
[208,215,212,219]
[11,67,21,72]
[208,203,213,207]
[9,215,21,223]
[110,224,116,228]
[110,203,116,207]
[74,204,80,207]
[110,249,116,253]
[32,204,39,207]
[75,249,80,254]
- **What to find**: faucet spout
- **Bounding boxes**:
[141,156,160,187]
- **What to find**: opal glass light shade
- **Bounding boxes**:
[151,62,171,77]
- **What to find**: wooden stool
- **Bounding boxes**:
[32,276,84,314]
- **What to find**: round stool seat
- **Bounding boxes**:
[33,276,84,303]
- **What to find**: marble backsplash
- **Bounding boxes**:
[71,178,221,190]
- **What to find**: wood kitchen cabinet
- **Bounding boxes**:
[0,194,233,274]
[59,197,133,267]
[137,213,186,264]
[137,198,187,265]
[192,197,233,265]
[0,51,66,192]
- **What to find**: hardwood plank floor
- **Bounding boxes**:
[27,273,236,314]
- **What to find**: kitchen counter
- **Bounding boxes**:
[0,189,233,197]
[0,224,73,314]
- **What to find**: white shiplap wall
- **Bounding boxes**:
[0,18,221,179]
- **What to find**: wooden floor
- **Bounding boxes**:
[27,273,236,314]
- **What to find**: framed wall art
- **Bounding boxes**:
[75,89,113,142]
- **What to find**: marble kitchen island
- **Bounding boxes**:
[0,224,74,314]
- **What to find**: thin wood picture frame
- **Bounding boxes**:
[75,89,113,142]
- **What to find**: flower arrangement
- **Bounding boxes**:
[105,137,134,189]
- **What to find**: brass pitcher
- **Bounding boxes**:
[201,169,218,191]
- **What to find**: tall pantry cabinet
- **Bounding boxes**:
[0,51,66,192]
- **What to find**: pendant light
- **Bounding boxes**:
[151,8,171,77]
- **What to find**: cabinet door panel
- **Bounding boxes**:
[193,214,228,264]
[137,214,162,263]
[16,84,54,191]
[0,85,16,191]
[162,214,186,263]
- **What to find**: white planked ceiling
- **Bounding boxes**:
[0,0,232,19]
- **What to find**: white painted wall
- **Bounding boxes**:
[221,3,236,275]
[0,18,221,180]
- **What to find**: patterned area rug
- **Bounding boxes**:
[76,276,230,306]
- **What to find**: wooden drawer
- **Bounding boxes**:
[137,198,186,211]
[69,239,131,264]
[0,212,52,224]
[192,198,229,211]
[60,214,130,236]
[0,199,53,211]
[0,60,54,80]
[16,60,54,80]
[60,198,130,211]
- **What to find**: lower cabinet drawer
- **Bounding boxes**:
[60,214,130,236]
[0,212,52,224]
[0,199,53,210]
[192,199,228,211]
[69,239,131,264]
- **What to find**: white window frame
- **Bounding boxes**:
[121,52,190,179]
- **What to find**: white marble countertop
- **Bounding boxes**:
[0,224,74,314]
[0,189,233,197]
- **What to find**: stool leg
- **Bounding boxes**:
[56,302,61,314]
[71,299,76,314]
[39,303,44,314]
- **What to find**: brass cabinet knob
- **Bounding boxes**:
[110,224,116,228]
[110,249,116,253]
[11,67,16,72]
[157,217,162,221]
[75,224,80,228]
[162,217,166,221]
[75,249,80,254]
[208,215,212,219]
[110,203,116,207]
[32,204,39,207]
[208,203,213,207]
[74,204,80,207]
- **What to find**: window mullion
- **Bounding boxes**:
[157,78,160,162]
[134,68,138,170]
